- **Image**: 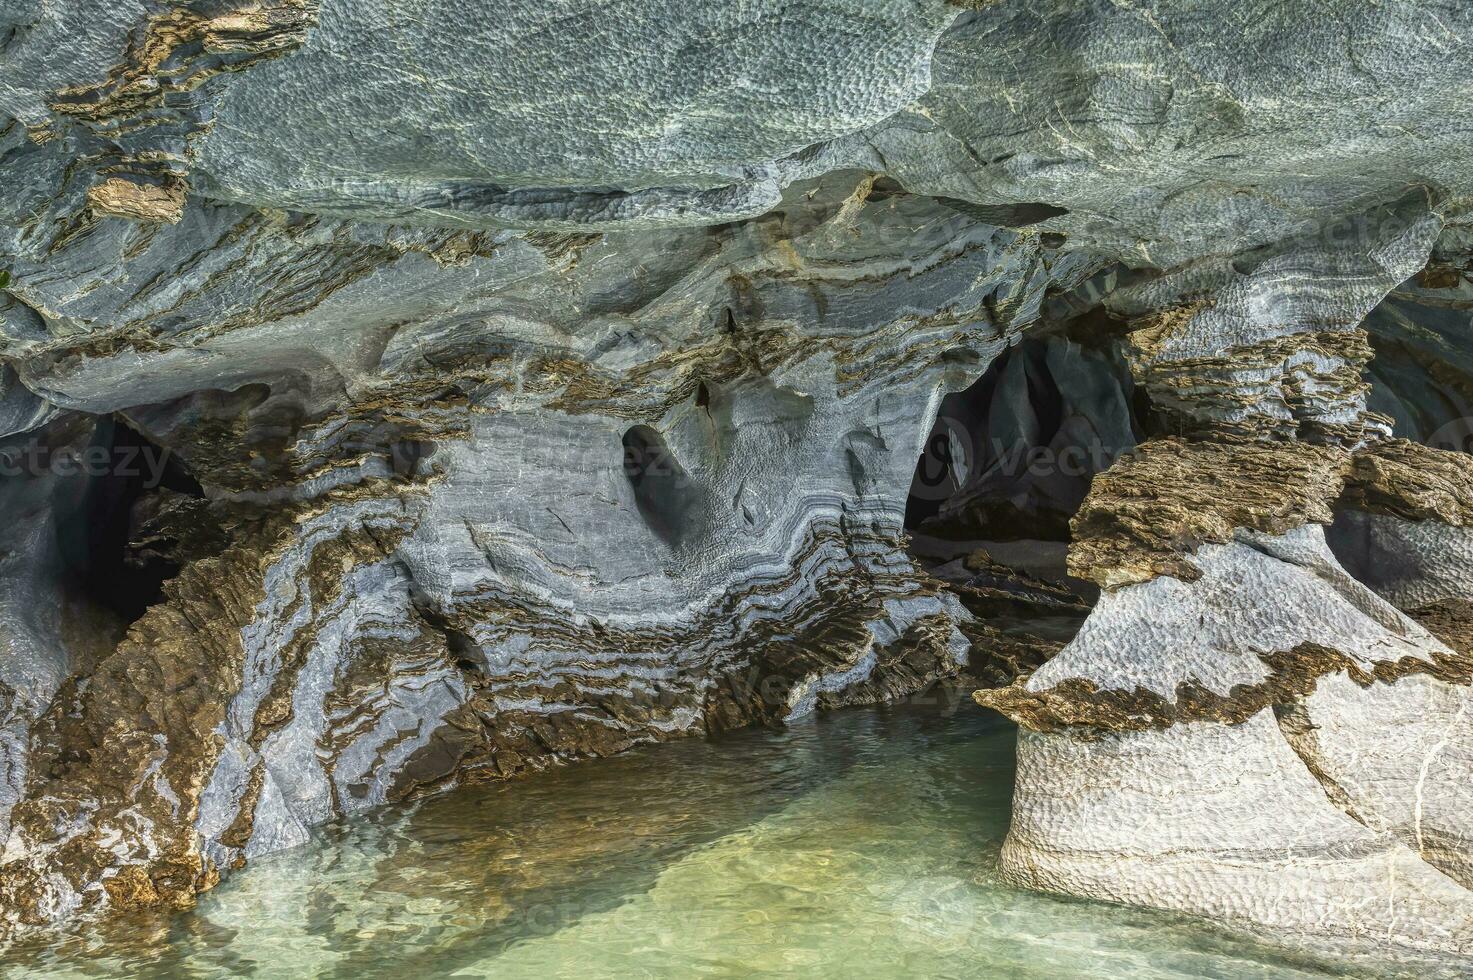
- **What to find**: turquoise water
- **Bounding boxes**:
[4,698,1442,978]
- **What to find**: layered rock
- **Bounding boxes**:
[0,162,1100,928]
[3,0,1473,958]
[980,356,1473,955]
[1101,195,1441,443]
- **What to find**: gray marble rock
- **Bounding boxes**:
[2,0,1473,957]
[1008,712,1473,957]
[995,526,1473,954]
[0,168,1096,930]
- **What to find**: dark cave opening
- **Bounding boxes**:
[894,331,1143,661]
[53,415,205,624]
[622,424,697,548]
[1362,271,1473,452]
[1308,261,1473,590]
[896,333,1140,646]
[903,335,1139,556]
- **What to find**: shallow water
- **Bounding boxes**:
[5,698,1447,978]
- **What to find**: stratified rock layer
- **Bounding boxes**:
[987,433,1473,954]
[3,0,1473,958]
[0,169,1093,928]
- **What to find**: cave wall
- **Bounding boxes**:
[0,169,1100,927]
[2,0,1473,955]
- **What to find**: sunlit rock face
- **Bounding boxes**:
[2,0,1473,956]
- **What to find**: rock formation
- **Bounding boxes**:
[2,0,1472,960]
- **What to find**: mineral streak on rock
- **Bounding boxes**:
[1067,437,1350,589]
[3,0,1473,961]
[41,0,320,207]
[976,640,1473,736]
[85,176,188,224]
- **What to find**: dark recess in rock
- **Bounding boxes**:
[622,424,699,547]
[53,416,204,623]
[904,334,1139,543]
[935,198,1070,229]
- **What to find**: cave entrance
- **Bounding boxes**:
[53,415,204,625]
[1362,262,1473,452]
[904,336,1137,567]
[1330,258,1473,588]
[899,333,1139,626]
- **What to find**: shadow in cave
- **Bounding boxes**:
[1361,267,1473,450]
[1329,262,1473,584]
[897,330,1145,653]
[903,335,1138,585]
[53,415,205,625]
[622,423,702,548]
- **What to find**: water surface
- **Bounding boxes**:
[6,696,1446,978]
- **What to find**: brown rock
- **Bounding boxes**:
[1068,437,1350,589]
[1341,439,1473,527]
[86,177,187,224]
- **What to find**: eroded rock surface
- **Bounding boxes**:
[3,0,1473,959]
[982,352,1473,954]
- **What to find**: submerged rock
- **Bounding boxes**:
[1,0,1473,960]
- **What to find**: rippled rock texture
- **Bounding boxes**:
[3,0,1473,958]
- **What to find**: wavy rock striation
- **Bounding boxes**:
[0,164,1095,928]
[3,0,1473,959]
